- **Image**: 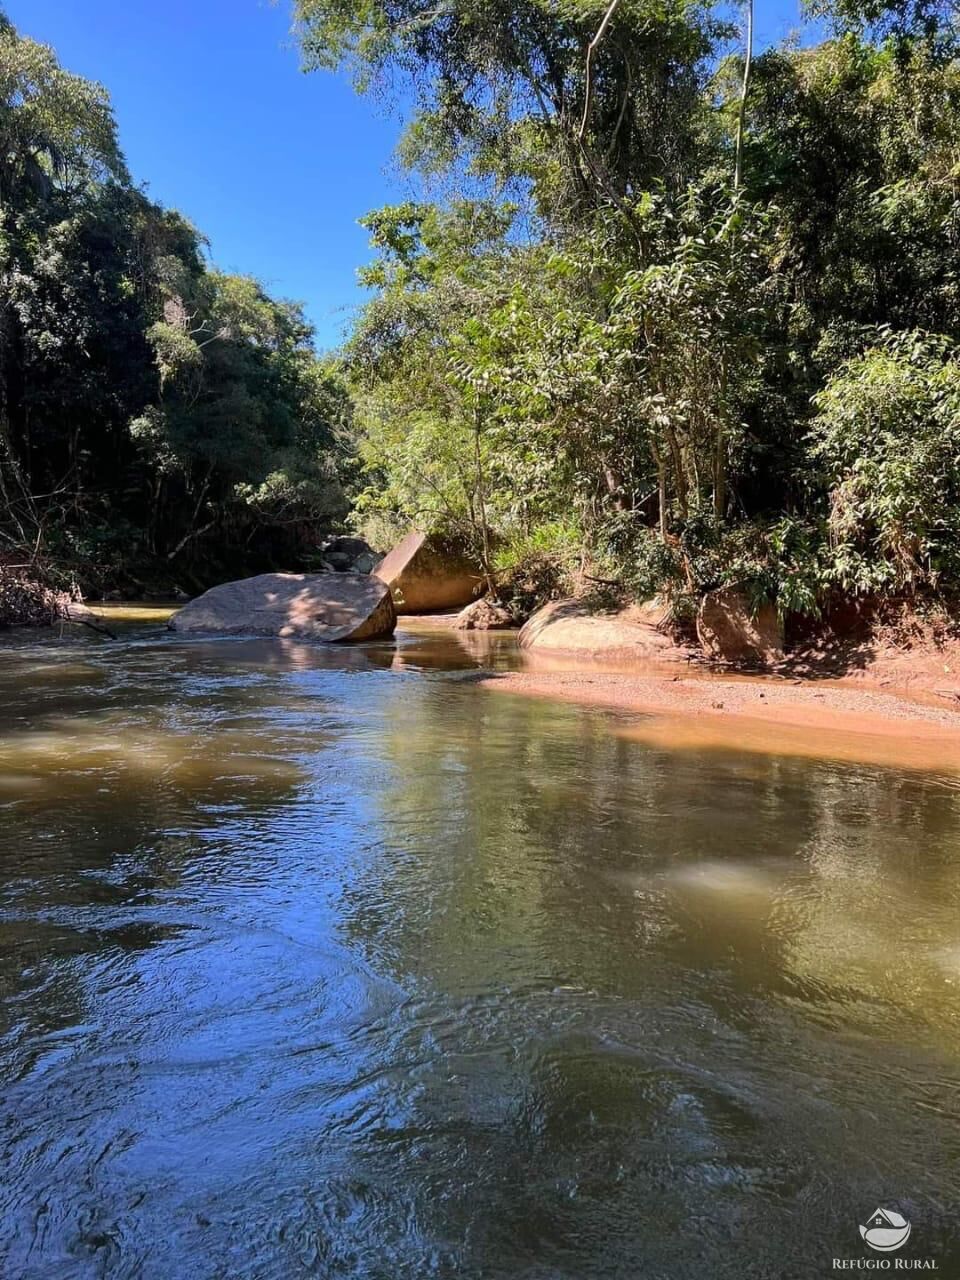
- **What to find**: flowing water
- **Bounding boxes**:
[1,613,960,1278]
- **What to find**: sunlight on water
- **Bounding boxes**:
[1,620,959,1277]
[0,722,307,783]
[87,602,180,624]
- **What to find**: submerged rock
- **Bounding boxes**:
[169,572,396,642]
[375,532,481,614]
[352,550,380,574]
[696,587,783,666]
[322,535,371,561]
[453,597,513,631]
[518,598,691,664]
[62,601,97,624]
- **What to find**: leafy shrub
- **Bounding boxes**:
[492,520,584,615]
[350,509,409,555]
[811,331,960,595]
[596,510,829,618]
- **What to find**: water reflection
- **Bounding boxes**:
[0,625,958,1277]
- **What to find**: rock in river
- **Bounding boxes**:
[453,597,514,630]
[375,531,481,614]
[519,598,691,665]
[319,535,381,574]
[169,572,396,642]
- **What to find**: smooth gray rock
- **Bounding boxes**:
[169,572,396,642]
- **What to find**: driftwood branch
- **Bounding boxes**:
[70,615,117,640]
[60,609,117,640]
[166,518,216,560]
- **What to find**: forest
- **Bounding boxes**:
[5,6,960,1273]
[0,9,352,605]
[2,0,960,622]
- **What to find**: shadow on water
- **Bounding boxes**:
[1,621,959,1277]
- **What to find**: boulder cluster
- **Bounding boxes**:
[169,531,491,641]
[316,536,382,576]
[167,528,792,662]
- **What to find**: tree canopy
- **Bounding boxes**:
[5,0,960,615]
[296,0,960,615]
[0,14,351,593]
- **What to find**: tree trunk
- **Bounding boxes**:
[713,360,729,519]
[603,461,628,511]
[713,425,726,519]
[666,426,688,520]
[473,404,494,592]
[734,0,754,191]
[652,443,668,540]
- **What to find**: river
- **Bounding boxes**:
[1,612,959,1277]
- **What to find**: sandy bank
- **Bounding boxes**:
[478,667,960,772]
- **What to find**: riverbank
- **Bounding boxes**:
[478,666,960,772]
[23,594,960,772]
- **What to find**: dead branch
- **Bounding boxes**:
[64,614,117,640]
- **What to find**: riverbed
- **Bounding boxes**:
[1,612,959,1277]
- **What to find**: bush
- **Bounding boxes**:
[595,510,828,619]
[811,331,960,595]
[595,512,685,601]
[492,521,584,615]
[0,569,72,628]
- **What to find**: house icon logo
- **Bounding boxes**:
[859,1207,912,1252]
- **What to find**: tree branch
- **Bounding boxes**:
[734,0,754,191]
[579,0,625,144]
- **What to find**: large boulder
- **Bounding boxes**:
[169,572,396,642]
[518,598,691,665]
[375,532,481,614]
[319,535,381,574]
[696,586,783,666]
[452,597,513,631]
[323,535,371,561]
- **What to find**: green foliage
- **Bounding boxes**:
[0,17,352,589]
[348,183,780,592]
[0,21,128,202]
[303,0,960,619]
[812,331,960,593]
[295,0,728,226]
[492,520,586,611]
[595,512,827,618]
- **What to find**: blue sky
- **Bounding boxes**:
[7,0,407,350]
[8,0,811,351]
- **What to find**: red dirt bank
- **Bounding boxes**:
[478,665,960,772]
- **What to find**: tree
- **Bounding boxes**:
[0,14,351,591]
[295,0,728,228]
[812,331,960,594]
